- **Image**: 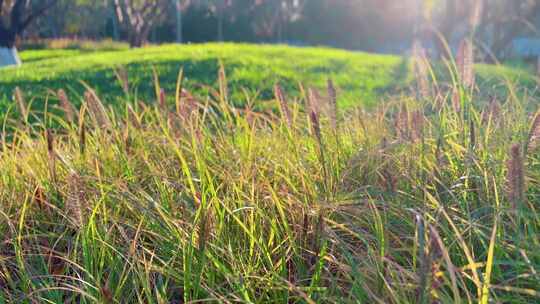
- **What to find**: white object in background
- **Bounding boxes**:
[0,47,22,67]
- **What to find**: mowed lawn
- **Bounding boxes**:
[0,43,536,111]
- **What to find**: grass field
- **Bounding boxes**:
[0,43,536,112]
[0,43,539,303]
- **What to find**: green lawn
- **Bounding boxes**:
[0,43,535,112]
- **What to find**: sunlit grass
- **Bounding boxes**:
[1,43,535,113]
[0,60,538,303]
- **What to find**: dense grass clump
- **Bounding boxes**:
[0,61,539,303]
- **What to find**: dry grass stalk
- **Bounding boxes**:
[122,125,132,153]
[85,90,111,128]
[100,285,114,304]
[159,88,168,112]
[175,67,185,115]
[411,110,425,142]
[451,87,461,113]
[114,66,129,94]
[428,226,444,293]
[327,79,338,130]
[300,211,309,247]
[309,211,326,266]
[435,137,446,168]
[175,89,199,124]
[310,108,329,184]
[79,120,86,155]
[416,215,431,303]
[13,87,28,121]
[526,110,540,153]
[481,98,501,125]
[433,92,445,111]
[218,63,229,101]
[198,209,214,253]
[506,144,525,211]
[127,105,142,129]
[46,129,56,182]
[274,84,292,128]
[456,39,475,88]
[394,104,423,142]
[307,88,321,117]
[57,89,75,123]
[379,137,397,193]
[310,110,321,143]
[412,40,431,99]
[32,186,50,212]
[395,104,409,140]
[66,171,85,229]
[469,118,476,151]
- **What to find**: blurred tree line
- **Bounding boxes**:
[20,0,422,52]
[7,0,540,58]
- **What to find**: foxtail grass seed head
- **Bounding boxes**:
[159,88,167,111]
[411,110,424,142]
[79,120,86,155]
[395,104,409,140]
[127,105,141,129]
[46,129,54,156]
[311,211,326,256]
[412,40,431,99]
[308,87,321,117]
[379,137,397,193]
[301,211,309,247]
[327,78,338,129]
[457,39,475,88]
[506,144,525,211]
[33,186,48,211]
[57,89,75,123]
[310,110,322,142]
[274,84,292,128]
[481,98,501,125]
[527,110,540,153]
[13,87,28,120]
[46,129,56,182]
[469,118,476,150]
[100,285,114,304]
[114,66,129,94]
[85,90,111,128]
[198,210,214,252]
[451,87,461,113]
[428,226,444,291]
[180,89,199,121]
[66,171,85,229]
[218,64,228,100]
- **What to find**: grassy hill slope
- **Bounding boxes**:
[0,43,535,110]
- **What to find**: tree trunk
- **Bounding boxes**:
[217,12,224,42]
[129,35,143,48]
[217,2,224,42]
[175,0,183,43]
[111,4,120,41]
[0,46,22,67]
